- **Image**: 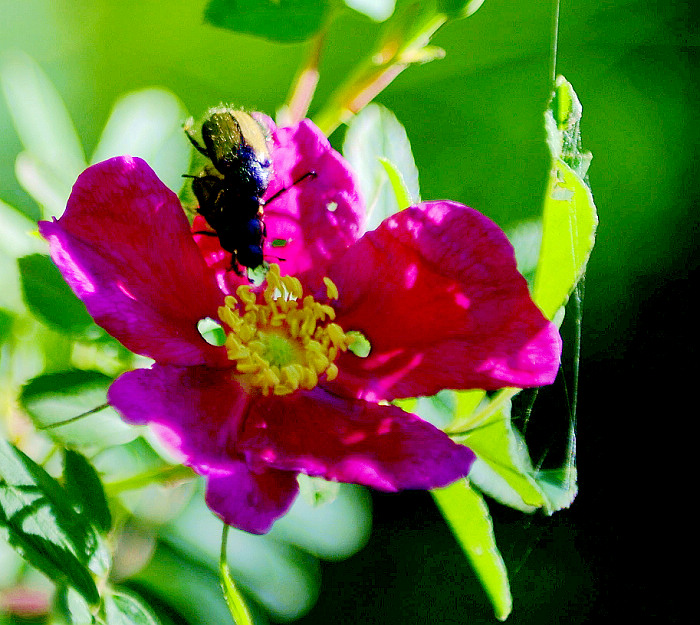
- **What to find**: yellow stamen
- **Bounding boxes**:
[218,264,356,396]
[323,276,339,300]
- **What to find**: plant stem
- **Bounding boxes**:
[220,524,254,625]
[313,7,447,136]
[445,388,520,436]
[36,403,109,430]
[103,464,195,495]
[280,27,327,126]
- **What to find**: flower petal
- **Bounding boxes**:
[108,363,299,533]
[262,120,365,288]
[238,387,475,492]
[109,364,249,472]
[205,466,299,535]
[39,156,227,366]
[326,201,562,400]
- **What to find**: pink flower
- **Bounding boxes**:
[39,119,561,534]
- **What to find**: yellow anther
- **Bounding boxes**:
[284,276,303,299]
[325,363,339,381]
[327,323,346,348]
[302,367,318,389]
[236,285,256,305]
[218,306,237,329]
[236,357,260,374]
[216,264,359,397]
[323,277,339,300]
[270,313,286,327]
[320,304,336,321]
[281,364,302,388]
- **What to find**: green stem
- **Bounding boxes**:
[445,388,520,436]
[103,464,195,495]
[313,7,447,135]
[220,524,255,625]
[280,27,327,126]
[36,403,109,430]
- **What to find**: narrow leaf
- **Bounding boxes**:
[432,479,512,621]
[64,450,112,533]
[534,76,598,320]
[0,439,100,605]
[204,0,332,43]
[533,159,597,320]
[18,254,94,334]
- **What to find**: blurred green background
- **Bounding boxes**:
[1,0,695,622]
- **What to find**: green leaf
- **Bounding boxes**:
[535,466,577,515]
[91,88,191,195]
[432,479,512,621]
[457,390,546,511]
[0,51,86,218]
[105,590,162,625]
[414,390,457,430]
[534,76,598,320]
[204,0,332,43]
[0,439,101,605]
[422,388,546,511]
[343,103,420,231]
[533,159,597,321]
[344,0,395,22]
[64,450,112,534]
[20,370,141,448]
[56,586,94,625]
[18,254,94,334]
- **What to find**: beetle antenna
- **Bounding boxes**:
[264,171,317,206]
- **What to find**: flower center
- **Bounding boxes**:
[218,264,351,396]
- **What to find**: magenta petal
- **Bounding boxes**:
[262,120,365,289]
[39,157,227,367]
[238,388,475,492]
[108,364,249,473]
[327,201,562,401]
[108,364,298,534]
[205,466,299,534]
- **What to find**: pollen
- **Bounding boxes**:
[218,264,352,396]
